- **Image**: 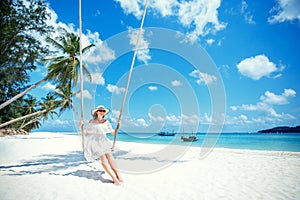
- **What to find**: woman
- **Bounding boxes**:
[79,105,123,185]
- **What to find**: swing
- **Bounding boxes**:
[78,0,149,152]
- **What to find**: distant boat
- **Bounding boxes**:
[181,135,198,142]
[180,129,198,142]
[158,131,176,136]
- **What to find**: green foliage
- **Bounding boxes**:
[44,27,94,88]
[0,0,53,127]
[0,1,95,132]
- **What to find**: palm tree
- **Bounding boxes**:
[19,95,39,130]
[0,27,94,110]
[44,27,93,88]
[23,95,38,115]
[19,117,42,131]
[17,85,75,131]
[0,94,59,129]
[39,94,59,120]
[0,79,46,111]
[55,83,76,115]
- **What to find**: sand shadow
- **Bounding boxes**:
[62,169,112,183]
[0,150,126,184]
[0,151,86,175]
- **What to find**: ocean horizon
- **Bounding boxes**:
[30,131,300,153]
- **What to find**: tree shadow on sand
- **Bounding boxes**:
[0,151,86,174]
[0,151,113,183]
[1,148,189,178]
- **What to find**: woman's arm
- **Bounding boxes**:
[79,120,89,135]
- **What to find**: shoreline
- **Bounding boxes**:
[1,132,300,200]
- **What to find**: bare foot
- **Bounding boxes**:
[113,179,121,186]
[117,175,124,183]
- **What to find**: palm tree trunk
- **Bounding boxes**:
[0,78,46,110]
[19,118,38,130]
[0,109,47,129]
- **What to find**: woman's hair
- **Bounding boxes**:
[93,113,105,120]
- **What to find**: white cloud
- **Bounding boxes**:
[114,0,144,18]
[241,0,256,24]
[202,113,212,124]
[148,86,158,91]
[151,0,178,17]
[171,80,182,86]
[206,39,214,45]
[230,106,238,111]
[148,113,165,122]
[239,114,248,121]
[225,111,296,129]
[128,27,151,64]
[237,54,279,80]
[268,0,300,24]
[178,0,226,43]
[136,118,148,127]
[273,73,282,79]
[225,114,250,125]
[75,89,92,99]
[44,5,115,67]
[108,109,120,124]
[231,89,296,119]
[85,31,116,64]
[238,102,274,112]
[166,114,182,126]
[148,113,199,126]
[41,82,56,91]
[55,119,71,125]
[182,114,200,125]
[106,84,125,94]
[260,89,296,105]
[115,0,226,43]
[90,72,105,85]
[189,70,217,85]
[241,0,248,13]
[94,10,101,17]
[231,102,284,118]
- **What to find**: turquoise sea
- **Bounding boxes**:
[42,131,300,152]
[103,132,300,152]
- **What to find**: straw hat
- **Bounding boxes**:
[92,105,110,116]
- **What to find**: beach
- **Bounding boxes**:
[1,132,300,200]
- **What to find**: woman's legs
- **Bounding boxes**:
[105,153,123,183]
[99,155,120,185]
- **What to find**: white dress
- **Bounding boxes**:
[83,120,113,162]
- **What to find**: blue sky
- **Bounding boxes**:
[29,0,300,133]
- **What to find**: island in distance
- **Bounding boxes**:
[258,125,300,133]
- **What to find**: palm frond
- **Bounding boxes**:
[45,36,65,52]
[82,64,92,82]
[82,44,95,54]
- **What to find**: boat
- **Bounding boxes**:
[180,135,198,142]
[158,131,176,136]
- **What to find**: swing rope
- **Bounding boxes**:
[112,0,149,151]
[79,0,85,152]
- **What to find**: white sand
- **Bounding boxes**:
[1,132,300,200]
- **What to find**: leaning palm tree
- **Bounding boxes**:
[19,95,39,129]
[0,94,59,129]
[0,27,94,110]
[55,83,76,115]
[18,85,75,131]
[39,94,59,121]
[19,117,42,131]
